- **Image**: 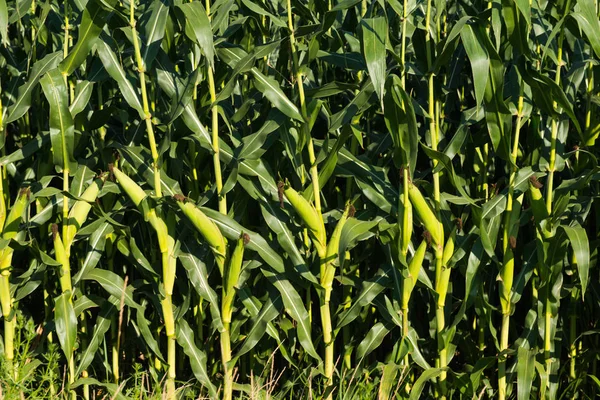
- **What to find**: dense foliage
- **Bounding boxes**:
[0,0,599,398]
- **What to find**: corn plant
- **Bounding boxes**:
[0,0,599,399]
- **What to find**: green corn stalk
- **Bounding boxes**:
[320,203,353,387]
[584,60,598,145]
[175,195,236,398]
[407,178,446,394]
[110,164,176,397]
[0,187,29,379]
[498,84,525,400]
[286,0,322,217]
[543,1,571,382]
[282,184,352,395]
[424,0,449,392]
[401,238,427,351]
[220,234,248,400]
[51,224,78,397]
[129,0,161,197]
[205,0,226,215]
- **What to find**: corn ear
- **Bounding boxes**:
[528,177,549,222]
[0,275,10,317]
[436,231,455,307]
[321,203,353,302]
[110,165,147,207]
[146,209,168,254]
[161,295,175,337]
[111,165,173,274]
[0,167,6,232]
[283,183,326,253]
[3,188,30,241]
[500,249,514,314]
[162,212,177,296]
[442,230,455,267]
[222,234,248,324]
[402,239,427,310]
[400,197,413,258]
[176,197,227,274]
[64,178,104,249]
[0,241,13,317]
[407,183,442,247]
[52,224,72,295]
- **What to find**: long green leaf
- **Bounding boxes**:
[40,69,77,173]
[0,0,7,45]
[141,0,169,69]
[176,2,214,68]
[361,17,387,107]
[517,346,536,400]
[409,368,446,400]
[5,52,62,124]
[356,322,392,360]
[176,318,218,398]
[96,37,144,117]
[572,0,600,58]
[75,298,116,376]
[60,0,116,75]
[561,224,590,299]
[178,235,224,332]
[55,291,77,360]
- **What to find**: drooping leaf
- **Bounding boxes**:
[235,292,282,358]
[72,222,113,285]
[461,24,489,110]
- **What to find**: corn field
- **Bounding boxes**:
[0,0,599,398]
